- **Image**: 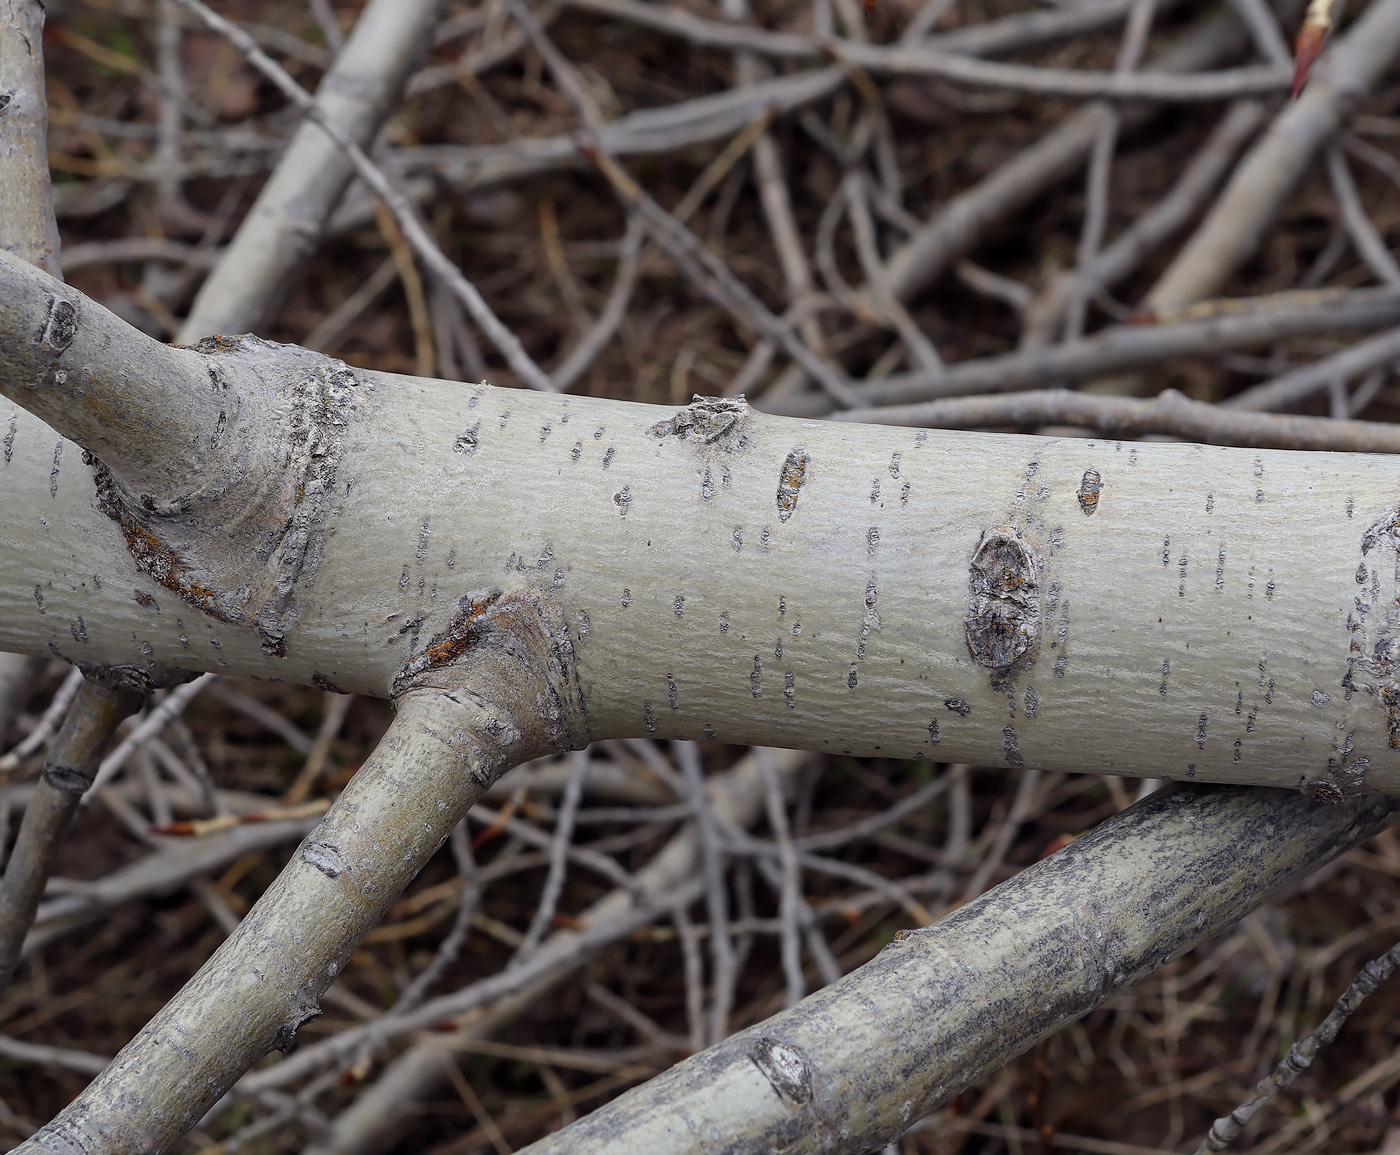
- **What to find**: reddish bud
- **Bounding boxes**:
[1292,20,1327,99]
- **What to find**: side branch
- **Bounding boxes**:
[15,591,588,1155]
[0,677,140,1000]
[0,251,216,498]
[516,785,1400,1154]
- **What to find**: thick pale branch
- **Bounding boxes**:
[515,785,1400,1154]
[4,267,1400,795]
[16,586,588,1154]
[0,0,60,277]
[178,0,446,340]
[1148,0,1400,310]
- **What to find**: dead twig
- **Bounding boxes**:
[1194,936,1400,1153]
[834,386,1400,453]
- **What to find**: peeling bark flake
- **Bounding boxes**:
[776,448,810,523]
[1076,470,1101,515]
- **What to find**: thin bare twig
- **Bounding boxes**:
[835,386,1400,453]
[1325,146,1400,289]
[0,679,140,999]
[769,288,1400,414]
[1194,937,1400,1153]
[563,0,1292,100]
[758,749,804,1009]
[1223,324,1400,412]
[0,667,83,779]
[1064,0,1158,341]
[676,741,738,1044]
[502,0,860,407]
[1022,100,1266,348]
[1148,0,1400,311]
[512,749,590,963]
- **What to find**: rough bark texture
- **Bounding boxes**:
[515,785,1400,1155]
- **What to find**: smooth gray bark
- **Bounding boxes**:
[3,253,1400,795]
[17,631,587,1154]
[0,0,60,278]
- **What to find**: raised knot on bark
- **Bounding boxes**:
[392,586,591,784]
[86,336,367,659]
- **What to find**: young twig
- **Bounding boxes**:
[676,741,738,1044]
[1324,146,1400,289]
[178,0,445,340]
[1193,936,1400,1153]
[1222,324,1400,412]
[769,287,1400,414]
[502,0,860,407]
[758,749,805,1009]
[884,6,1259,305]
[1148,0,1400,311]
[0,667,83,779]
[1022,100,1266,348]
[84,673,216,798]
[845,172,942,372]
[1064,0,1157,341]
